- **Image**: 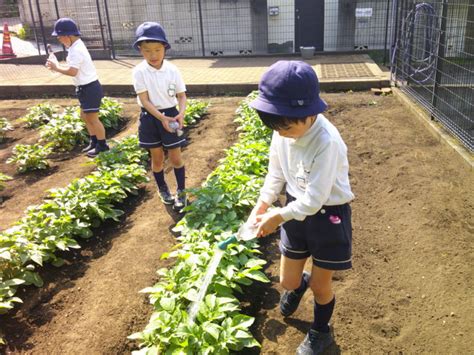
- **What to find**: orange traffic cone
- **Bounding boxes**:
[1,22,17,59]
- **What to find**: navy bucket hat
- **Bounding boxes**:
[52,18,81,36]
[133,22,171,51]
[250,61,327,117]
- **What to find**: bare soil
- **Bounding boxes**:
[0,92,472,354]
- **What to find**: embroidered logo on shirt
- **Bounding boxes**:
[168,83,176,97]
[295,161,310,190]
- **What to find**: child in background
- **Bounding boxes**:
[132,22,187,212]
[248,61,354,355]
[46,18,108,157]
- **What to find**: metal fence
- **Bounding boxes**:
[15,0,394,60]
[391,0,473,152]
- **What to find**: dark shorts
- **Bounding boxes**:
[75,80,103,113]
[138,107,186,149]
[279,193,352,270]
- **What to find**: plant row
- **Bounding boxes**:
[0,99,210,344]
[0,136,149,318]
[2,99,208,174]
[130,93,273,354]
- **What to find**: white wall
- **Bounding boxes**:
[267,0,295,51]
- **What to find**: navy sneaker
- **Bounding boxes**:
[280,271,310,317]
[86,144,109,158]
[81,142,96,153]
[158,186,174,205]
[296,329,334,355]
[173,189,187,212]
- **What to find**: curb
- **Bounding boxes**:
[0,79,390,99]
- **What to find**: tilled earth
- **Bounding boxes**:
[0,92,472,354]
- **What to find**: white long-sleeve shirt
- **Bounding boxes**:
[259,114,354,221]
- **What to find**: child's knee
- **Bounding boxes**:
[168,150,183,167]
[309,282,332,299]
[280,275,302,291]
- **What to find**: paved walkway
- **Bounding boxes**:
[0,54,389,98]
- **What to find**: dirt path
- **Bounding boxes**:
[243,93,473,354]
[1,93,472,354]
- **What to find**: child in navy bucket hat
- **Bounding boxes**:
[248,61,354,355]
[132,22,188,212]
[46,18,109,157]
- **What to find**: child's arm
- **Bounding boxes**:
[137,92,174,132]
[174,92,187,129]
[45,60,78,77]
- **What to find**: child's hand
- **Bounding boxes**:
[247,200,269,226]
[255,208,283,238]
[174,112,185,129]
[161,116,175,132]
[45,59,58,71]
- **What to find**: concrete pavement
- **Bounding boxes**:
[0,54,390,98]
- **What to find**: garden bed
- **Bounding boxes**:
[0,93,472,354]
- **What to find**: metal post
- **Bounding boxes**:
[35,0,48,55]
[197,0,206,57]
[95,0,107,50]
[431,0,448,117]
[28,0,41,56]
[52,0,66,54]
[53,0,60,18]
[383,0,391,66]
[102,0,116,59]
[390,0,400,80]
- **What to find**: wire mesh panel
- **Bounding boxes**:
[392,0,473,152]
[15,0,394,58]
[16,0,108,54]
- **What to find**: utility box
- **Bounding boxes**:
[300,46,315,59]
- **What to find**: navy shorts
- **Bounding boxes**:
[75,80,103,113]
[279,193,352,270]
[138,107,186,149]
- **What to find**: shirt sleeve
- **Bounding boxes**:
[175,68,186,93]
[259,134,286,205]
[67,48,83,69]
[279,138,340,221]
[132,67,148,94]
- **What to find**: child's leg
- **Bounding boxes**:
[150,147,166,179]
[81,110,106,140]
[167,147,185,191]
[280,255,307,290]
[309,265,335,333]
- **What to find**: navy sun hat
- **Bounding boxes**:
[52,18,81,36]
[133,22,171,51]
[250,61,327,117]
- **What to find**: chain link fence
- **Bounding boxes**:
[391,0,473,152]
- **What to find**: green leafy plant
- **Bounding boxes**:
[40,107,87,151]
[131,92,272,353]
[0,173,12,191]
[185,99,209,126]
[0,135,150,322]
[6,143,53,173]
[99,97,124,129]
[17,23,31,40]
[20,103,59,128]
[0,117,14,142]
